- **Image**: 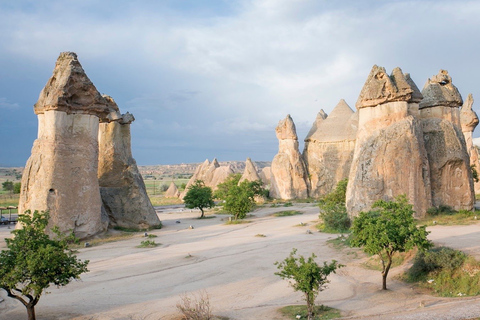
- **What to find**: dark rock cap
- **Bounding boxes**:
[419,70,463,109]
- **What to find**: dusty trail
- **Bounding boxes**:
[0,203,479,320]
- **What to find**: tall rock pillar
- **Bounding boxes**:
[19,52,109,238]
[270,115,310,199]
[346,66,431,218]
[420,70,474,210]
[460,94,480,194]
[98,96,161,229]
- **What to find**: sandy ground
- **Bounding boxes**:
[1,204,480,320]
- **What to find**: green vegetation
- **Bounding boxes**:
[224,219,251,225]
[137,240,158,248]
[255,234,266,237]
[2,180,13,192]
[419,207,477,226]
[351,195,432,290]
[215,174,265,220]
[318,179,350,233]
[405,247,480,297]
[362,251,412,271]
[273,210,303,217]
[0,210,89,320]
[275,248,342,320]
[278,305,342,320]
[283,201,293,207]
[183,180,215,218]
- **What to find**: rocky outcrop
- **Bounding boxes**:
[420,71,474,210]
[303,100,358,197]
[259,167,272,186]
[98,96,160,230]
[239,158,262,183]
[346,66,431,218]
[19,52,110,238]
[270,115,310,199]
[165,182,180,198]
[460,94,480,193]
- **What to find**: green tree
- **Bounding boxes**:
[13,182,21,194]
[2,180,13,192]
[275,249,342,320]
[215,174,265,220]
[318,179,350,232]
[0,210,89,320]
[351,195,432,290]
[183,180,215,218]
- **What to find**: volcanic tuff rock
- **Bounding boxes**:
[165,182,180,198]
[346,66,432,218]
[420,71,474,210]
[270,115,309,199]
[460,94,480,193]
[259,167,272,186]
[98,96,160,230]
[239,157,262,183]
[19,52,108,238]
[303,99,358,197]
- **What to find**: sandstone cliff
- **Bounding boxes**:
[98,96,161,230]
[346,66,431,218]
[303,99,358,197]
[270,115,310,199]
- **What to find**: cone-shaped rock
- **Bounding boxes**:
[419,71,474,210]
[460,94,480,193]
[98,96,160,230]
[303,99,358,197]
[180,159,233,199]
[165,181,180,198]
[270,115,310,199]
[239,158,262,183]
[347,66,431,218]
[259,167,272,186]
[304,109,327,141]
[19,52,109,239]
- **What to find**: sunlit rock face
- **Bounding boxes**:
[239,157,261,183]
[419,70,474,210]
[20,52,109,239]
[165,181,180,198]
[346,66,431,218]
[303,100,358,197]
[98,96,161,230]
[270,115,310,200]
[460,94,480,194]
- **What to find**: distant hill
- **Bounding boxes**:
[138,161,271,178]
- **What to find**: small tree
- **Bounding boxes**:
[183,180,215,218]
[13,182,21,194]
[275,249,342,320]
[0,210,89,320]
[2,180,13,192]
[318,179,350,233]
[351,195,432,290]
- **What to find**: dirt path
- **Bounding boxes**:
[1,204,479,320]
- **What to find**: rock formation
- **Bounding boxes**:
[460,94,480,193]
[259,167,272,186]
[270,115,310,199]
[419,70,474,210]
[239,158,262,183]
[19,52,110,238]
[98,96,161,230]
[303,99,358,197]
[346,66,432,218]
[165,182,180,198]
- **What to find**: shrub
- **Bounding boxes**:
[176,291,213,320]
[407,246,467,281]
[138,240,158,248]
[426,205,455,216]
[318,179,350,233]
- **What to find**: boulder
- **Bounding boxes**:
[239,157,262,183]
[98,96,161,230]
[346,66,431,218]
[19,52,109,239]
[460,94,480,193]
[270,115,310,199]
[420,71,474,210]
[303,99,358,197]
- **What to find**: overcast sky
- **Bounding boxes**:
[1,0,480,166]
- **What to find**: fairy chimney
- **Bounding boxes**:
[460,94,480,193]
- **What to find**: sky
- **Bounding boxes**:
[1,0,480,166]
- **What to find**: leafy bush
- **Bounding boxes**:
[318,179,350,233]
[138,240,158,248]
[407,246,467,281]
[283,202,293,207]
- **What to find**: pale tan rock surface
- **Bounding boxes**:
[303,100,358,197]
[460,94,480,193]
[347,66,431,218]
[420,70,474,210]
[270,115,310,199]
[19,52,109,239]
[98,96,160,230]
[259,166,271,186]
[239,157,262,183]
[165,182,180,198]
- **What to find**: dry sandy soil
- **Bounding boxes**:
[1,203,480,320]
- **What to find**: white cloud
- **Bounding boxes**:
[0,98,19,109]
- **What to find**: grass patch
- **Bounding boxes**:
[113,223,162,232]
[278,305,341,320]
[283,202,293,207]
[418,209,477,226]
[148,195,184,206]
[273,210,303,217]
[327,235,353,250]
[255,234,266,237]
[224,220,251,225]
[294,222,308,227]
[147,234,157,238]
[70,232,136,248]
[137,240,159,248]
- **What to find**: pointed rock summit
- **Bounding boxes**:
[239,158,261,183]
[270,115,309,199]
[304,109,327,141]
[420,70,463,109]
[165,182,180,198]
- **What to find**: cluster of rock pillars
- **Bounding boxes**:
[19,53,479,239]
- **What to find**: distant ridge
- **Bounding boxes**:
[138,161,271,176]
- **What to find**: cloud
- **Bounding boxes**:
[0,98,19,109]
